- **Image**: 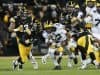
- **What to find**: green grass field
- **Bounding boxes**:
[0,56,100,75]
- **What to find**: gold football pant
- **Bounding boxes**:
[18,43,32,63]
[95,50,100,63]
[77,36,94,54]
[77,35,95,60]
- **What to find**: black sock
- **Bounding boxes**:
[89,52,96,64]
[57,57,62,64]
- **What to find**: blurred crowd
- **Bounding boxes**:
[0,0,100,55]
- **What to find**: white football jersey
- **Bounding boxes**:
[54,29,67,42]
[92,12,100,27]
[92,12,100,40]
[42,30,55,43]
[86,6,96,16]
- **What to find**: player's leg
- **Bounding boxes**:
[95,50,100,68]
[53,57,61,70]
[41,46,55,64]
[65,46,73,68]
[28,51,38,69]
[12,57,19,70]
[78,46,87,69]
[16,43,27,70]
[66,45,78,68]
[25,45,38,69]
[48,47,61,70]
[89,52,100,68]
[52,51,61,70]
[42,53,49,64]
[12,56,24,70]
[57,52,63,65]
[56,46,63,65]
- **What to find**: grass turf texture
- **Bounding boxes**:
[0,56,100,75]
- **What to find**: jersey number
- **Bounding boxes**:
[95,19,100,26]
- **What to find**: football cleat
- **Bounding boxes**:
[18,63,23,71]
[54,66,61,70]
[79,64,87,70]
[12,60,18,70]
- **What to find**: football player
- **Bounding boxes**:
[12,25,38,70]
[66,31,78,68]
[92,3,100,68]
[42,23,67,70]
[73,31,98,69]
[86,0,97,16]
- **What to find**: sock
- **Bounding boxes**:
[52,57,59,67]
[73,57,78,64]
[57,57,62,64]
[30,56,38,69]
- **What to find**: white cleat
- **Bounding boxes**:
[79,64,87,70]
[12,60,18,70]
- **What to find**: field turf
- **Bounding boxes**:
[0,56,100,75]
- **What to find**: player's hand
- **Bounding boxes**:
[25,39,30,44]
